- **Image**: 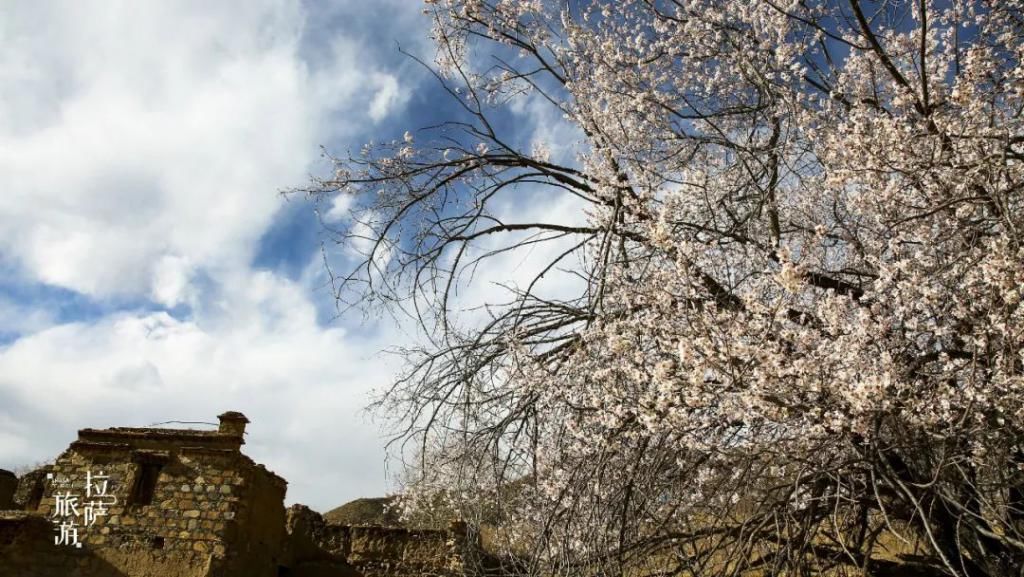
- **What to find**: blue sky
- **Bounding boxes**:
[0,0,585,512]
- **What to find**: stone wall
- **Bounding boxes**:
[348,525,457,574]
[0,511,131,577]
[282,505,480,577]
[281,505,352,575]
[0,413,483,577]
[1,419,289,576]
[0,509,221,577]
[38,443,228,569]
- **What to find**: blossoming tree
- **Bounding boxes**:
[305,1,1024,575]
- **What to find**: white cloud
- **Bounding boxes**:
[368,73,404,122]
[0,268,401,510]
[0,0,408,301]
[451,192,590,321]
[324,194,355,223]
[151,255,196,309]
[0,1,423,510]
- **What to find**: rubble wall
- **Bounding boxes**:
[36,443,242,570]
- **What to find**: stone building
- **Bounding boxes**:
[0,412,482,577]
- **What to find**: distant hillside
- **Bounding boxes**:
[323,496,402,527]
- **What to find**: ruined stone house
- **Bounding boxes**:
[0,412,482,577]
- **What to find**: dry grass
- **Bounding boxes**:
[323,496,402,526]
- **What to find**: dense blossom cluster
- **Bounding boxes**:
[309,2,1024,576]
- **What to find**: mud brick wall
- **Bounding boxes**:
[220,461,287,576]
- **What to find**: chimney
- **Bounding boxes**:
[217,411,249,438]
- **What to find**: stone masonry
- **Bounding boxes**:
[0,412,482,577]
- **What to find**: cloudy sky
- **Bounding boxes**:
[0,0,581,512]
